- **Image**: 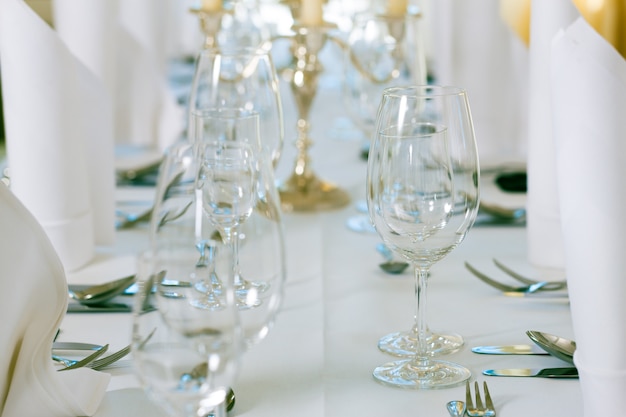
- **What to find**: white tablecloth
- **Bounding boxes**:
[59,68,580,417]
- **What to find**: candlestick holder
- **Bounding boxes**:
[189,6,229,49]
[275,21,351,212]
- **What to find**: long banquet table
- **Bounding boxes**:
[58,72,582,417]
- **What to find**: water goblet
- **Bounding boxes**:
[367,85,479,389]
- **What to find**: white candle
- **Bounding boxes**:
[201,0,221,13]
[387,0,408,16]
[299,0,324,26]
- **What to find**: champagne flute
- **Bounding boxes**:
[367,86,479,389]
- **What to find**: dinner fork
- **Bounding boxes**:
[466,381,496,417]
[492,259,567,290]
[464,262,552,294]
[54,344,130,371]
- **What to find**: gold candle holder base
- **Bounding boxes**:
[278,168,350,212]
[277,22,350,212]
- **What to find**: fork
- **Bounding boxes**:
[492,259,567,290]
[54,344,130,371]
[466,381,496,417]
[465,262,552,294]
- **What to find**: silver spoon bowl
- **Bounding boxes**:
[69,275,136,306]
[376,243,409,274]
[526,330,576,365]
[446,400,466,417]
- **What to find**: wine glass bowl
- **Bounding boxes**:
[367,85,479,389]
[344,10,426,142]
[188,47,284,168]
[133,247,241,417]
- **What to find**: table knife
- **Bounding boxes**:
[472,344,548,355]
[66,302,131,313]
[483,367,578,378]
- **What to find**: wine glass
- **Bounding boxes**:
[342,9,426,234]
[344,9,426,144]
[367,85,479,389]
[192,108,286,349]
[133,184,241,417]
[188,46,284,168]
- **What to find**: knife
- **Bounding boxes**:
[483,367,578,378]
[472,344,548,355]
[66,302,132,313]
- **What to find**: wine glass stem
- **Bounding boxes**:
[223,228,243,288]
[413,265,430,360]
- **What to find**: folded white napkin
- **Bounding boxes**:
[0,0,116,272]
[552,17,626,417]
[525,0,577,275]
[429,0,528,161]
[0,183,110,417]
[53,0,184,153]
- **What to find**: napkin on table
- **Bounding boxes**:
[53,0,184,155]
[551,16,626,417]
[0,0,115,272]
[524,0,578,276]
[0,183,110,417]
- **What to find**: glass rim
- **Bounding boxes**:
[191,107,260,121]
[379,122,447,139]
[382,85,467,98]
[196,45,272,59]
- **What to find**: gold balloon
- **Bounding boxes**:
[573,0,626,58]
[499,0,531,46]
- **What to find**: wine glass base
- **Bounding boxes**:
[373,359,470,389]
[278,173,350,212]
[378,330,464,357]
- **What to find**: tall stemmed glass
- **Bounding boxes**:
[341,9,426,234]
[188,46,284,168]
[132,145,241,417]
[367,86,479,389]
[344,9,426,145]
[194,111,285,349]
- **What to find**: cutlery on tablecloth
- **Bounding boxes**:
[483,367,578,378]
[472,344,549,355]
[67,302,132,313]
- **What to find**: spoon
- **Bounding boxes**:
[375,243,409,274]
[69,275,136,306]
[446,400,466,417]
[526,330,576,365]
[479,201,526,221]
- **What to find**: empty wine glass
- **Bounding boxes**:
[194,114,285,349]
[133,205,241,417]
[188,46,284,168]
[367,86,479,389]
[342,9,426,234]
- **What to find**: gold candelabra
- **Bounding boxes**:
[190,2,421,212]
